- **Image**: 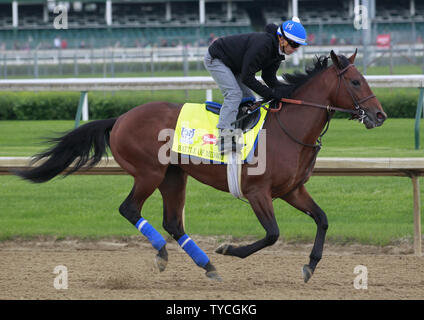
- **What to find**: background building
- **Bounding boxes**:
[0,0,421,77]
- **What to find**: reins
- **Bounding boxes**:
[261,97,359,115]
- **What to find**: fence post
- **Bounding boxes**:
[82,91,89,121]
[183,45,189,76]
[150,49,154,76]
[74,51,78,76]
[3,53,7,79]
[412,175,422,256]
[34,50,38,78]
[75,91,88,128]
[103,49,107,77]
[389,43,393,75]
[183,46,188,100]
[110,50,115,77]
[90,48,94,75]
[206,89,212,101]
[58,49,63,75]
[415,88,424,149]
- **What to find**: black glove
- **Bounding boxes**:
[270,85,292,101]
[265,85,292,109]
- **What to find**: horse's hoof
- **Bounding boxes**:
[206,270,223,282]
[155,254,167,272]
[302,264,313,283]
[215,243,230,255]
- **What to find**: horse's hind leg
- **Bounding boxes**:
[159,165,221,281]
[215,192,280,258]
[119,178,169,272]
[282,185,328,283]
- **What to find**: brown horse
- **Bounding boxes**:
[13,50,386,283]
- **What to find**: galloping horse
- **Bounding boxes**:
[13,50,386,283]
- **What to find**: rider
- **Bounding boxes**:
[204,17,308,154]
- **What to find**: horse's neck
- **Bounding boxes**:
[283,71,334,144]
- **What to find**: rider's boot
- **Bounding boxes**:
[217,129,244,155]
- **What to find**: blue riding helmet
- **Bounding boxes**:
[277,16,308,46]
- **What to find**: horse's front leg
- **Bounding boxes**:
[282,185,328,283]
[216,192,279,258]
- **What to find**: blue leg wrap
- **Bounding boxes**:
[135,218,166,251]
[178,234,210,268]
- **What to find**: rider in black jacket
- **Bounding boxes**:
[208,23,285,101]
[204,17,308,154]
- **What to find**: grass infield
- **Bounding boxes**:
[0,117,423,245]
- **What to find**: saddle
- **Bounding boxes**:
[205,98,262,132]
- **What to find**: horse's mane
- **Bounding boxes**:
[282,54,350,97]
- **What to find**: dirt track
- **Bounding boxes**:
[0,237,423,300]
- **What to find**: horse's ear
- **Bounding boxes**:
[330,50,342,69]
[348,48,358,64]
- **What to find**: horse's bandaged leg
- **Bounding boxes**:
[135,218,166,251]
[178,234,210,268]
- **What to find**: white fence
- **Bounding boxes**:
[1,44,422,67]
[1,74,424,92]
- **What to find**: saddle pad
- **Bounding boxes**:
[171,103,268,164]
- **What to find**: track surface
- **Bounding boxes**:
[0,237,423,300]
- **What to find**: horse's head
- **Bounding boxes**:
[329,49,387,129]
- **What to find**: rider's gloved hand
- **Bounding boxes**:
[270,85,291,101]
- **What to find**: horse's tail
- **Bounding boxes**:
[12,118,117,183]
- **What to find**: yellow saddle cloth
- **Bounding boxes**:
[171,102,268,163]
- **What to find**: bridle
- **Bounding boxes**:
[261,62,377,148]
[260,62,376,198]
[263,63,375,122]
[333,64,375,123]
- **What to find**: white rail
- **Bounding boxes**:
[0,75,423,91]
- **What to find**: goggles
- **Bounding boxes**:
[284,36,300,48]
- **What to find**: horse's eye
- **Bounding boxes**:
[351,80,360,87]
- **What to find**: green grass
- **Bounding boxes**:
[0,174,418,245]
[0,118,423,245]
[320,118,424,157]
[1,62,423,245]
[356,64,424,75]
[1,118,423,157]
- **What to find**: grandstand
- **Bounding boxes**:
[0,0,255,49]
[0,0,421,49]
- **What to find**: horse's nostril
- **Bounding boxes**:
[376,112,386,122]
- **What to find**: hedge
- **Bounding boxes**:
[0,89,420,120]
[0,90,210,120]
